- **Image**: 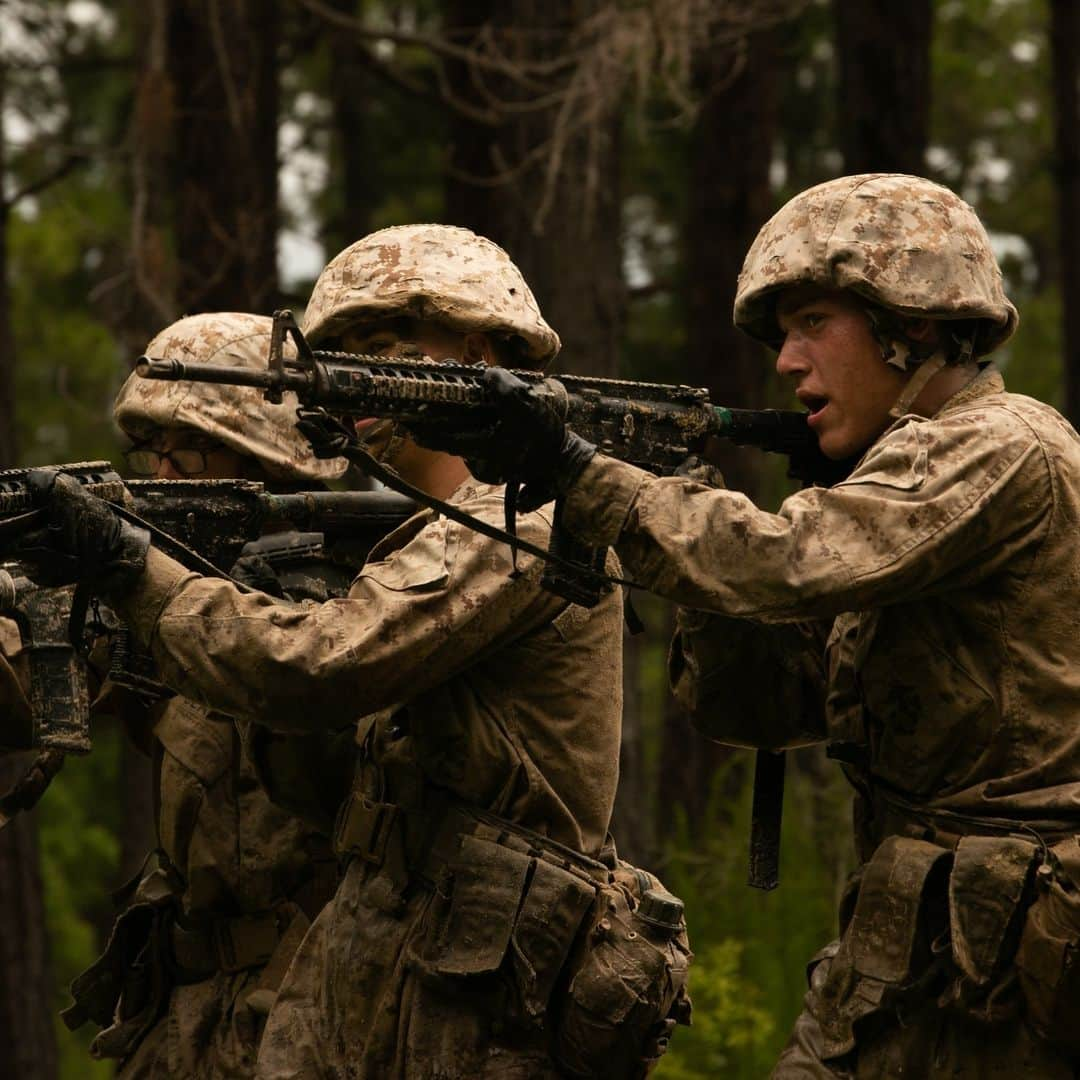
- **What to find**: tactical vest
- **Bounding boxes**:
[334,709,693,1079]
[64,535,356,1059]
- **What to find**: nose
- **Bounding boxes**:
[775,336,810,379]
[156,457,182,480]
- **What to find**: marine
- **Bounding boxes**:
[24,226,690,1077]
[62,312,353,1077]
[412,174,1080,1076]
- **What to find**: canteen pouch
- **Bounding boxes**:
[428,832,595,1019]
[552,861,693,1079]
[1016,836,1080,1056]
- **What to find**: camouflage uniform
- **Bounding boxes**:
[104,230,629,1078]
[68,314,349,1079]
[556,177,1080,1075]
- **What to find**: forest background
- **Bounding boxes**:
[2,0,1078,1076]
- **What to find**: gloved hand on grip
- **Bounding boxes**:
[408,367,597,510]
[23,470,149,593]
[295,410,357,460]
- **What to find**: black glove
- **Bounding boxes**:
[295,410,357,460]
[23,470,149,593]
[409,367,597,510]
[228,552,285,597]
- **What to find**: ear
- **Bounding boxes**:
[904,318,938,344]
[462,332,496,366]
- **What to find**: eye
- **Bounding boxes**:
[804,312,826,330]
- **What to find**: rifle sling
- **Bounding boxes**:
[748,749,786,891]
[335,439,638,595]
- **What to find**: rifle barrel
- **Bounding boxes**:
[135,357,313,395]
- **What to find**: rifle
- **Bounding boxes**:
[0,462,416,784]
[0,462,417,571]
[136,310,849,486]
[136,309,854,606]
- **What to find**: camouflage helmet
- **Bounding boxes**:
[301,224,560,367]
[114,312,347,483]
[734,174,1019,356]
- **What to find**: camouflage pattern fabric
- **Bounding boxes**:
[301,224,561,365]
[733,174,1018,353]
[91,662,340,1079]
[107,479,625,1078]
[115,312,347,484]
[75,311,347,1077]
[565,366,1080,1073]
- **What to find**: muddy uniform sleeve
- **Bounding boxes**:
[669,610,829,750]
[109,498,566,731]
[563,406,1052,620]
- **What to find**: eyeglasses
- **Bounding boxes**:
[123,446,215,477]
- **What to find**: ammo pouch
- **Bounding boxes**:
[814,832,1042,1061]
[1016,835,1080,1057]
[416,812,692,1079]
[61,865,179,1061]
[813,836,953,1059]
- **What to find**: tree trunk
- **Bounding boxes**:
[168,0,280,313]
[324,0,374,254]
[833,0,932,174]
[443,0,624,378]
[0,66,57,1080]
[657,27,781,833]
[1053,0,1080,425]
[0,63,17,468]
[0,758,59,1080]
[125,0,179,355]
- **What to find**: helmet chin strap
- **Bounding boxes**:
[888,352,947,419]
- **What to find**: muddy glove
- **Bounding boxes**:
[410,367,597,511]
[295,410,356,460]
[25,470,149,593]
[228,551,284,597]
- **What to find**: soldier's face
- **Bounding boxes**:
[775,288,908,460]
[129,429,252,480]
[337,319,484,474]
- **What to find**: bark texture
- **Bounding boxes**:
[1053,0,1080,426]
[0,758,59,1080]
[325,0,375,253]
[833,0,932,174]
[443,0,624,378]
[0,63,17,468]
[169,0,280,313]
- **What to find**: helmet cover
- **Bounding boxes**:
[302,224,560,367]
[115,312,347,483]
[734,173,1018,355]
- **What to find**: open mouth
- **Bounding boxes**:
[801,395,829,423]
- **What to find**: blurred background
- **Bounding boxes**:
[2,0,1077,1075]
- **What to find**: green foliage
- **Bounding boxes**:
[656,751,851,1077]
[37,725,123,1080]
[10,187,127,464]
[654,940,774,1079]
